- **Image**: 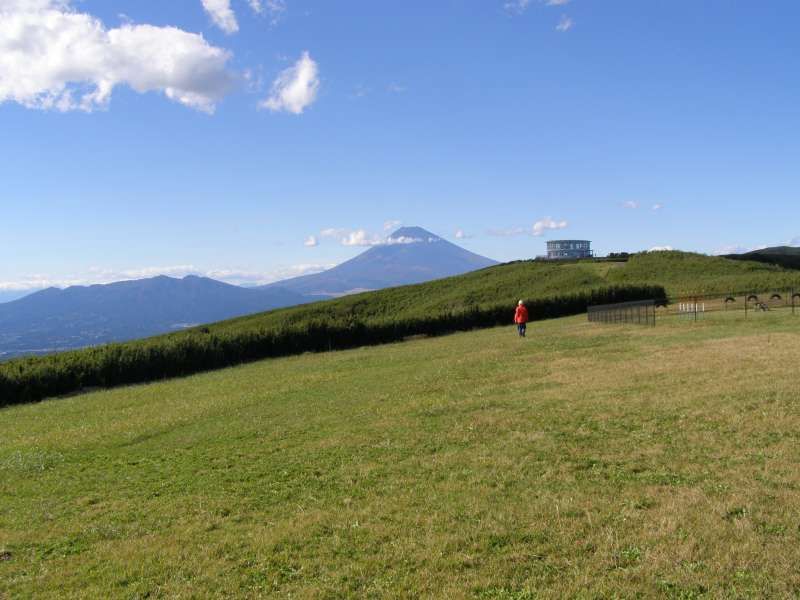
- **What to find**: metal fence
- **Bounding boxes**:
[667,289,800,320]
[589,289,800,327]
[588,299,657,326]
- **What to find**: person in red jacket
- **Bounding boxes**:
[514,300,529,337]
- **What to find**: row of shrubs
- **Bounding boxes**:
[0,285,666,407]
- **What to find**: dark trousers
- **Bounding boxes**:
[517,323,526,337]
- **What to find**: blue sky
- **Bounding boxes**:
[1,0,799,298]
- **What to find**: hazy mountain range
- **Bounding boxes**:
[0,276,305,359]
[0,227,497,359]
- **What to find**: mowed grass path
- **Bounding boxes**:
[2,313,800,598]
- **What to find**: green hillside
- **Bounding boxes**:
[3,312,800,597]
[203,251,800,335]
[3,251,799,405]
[602,250,800,294]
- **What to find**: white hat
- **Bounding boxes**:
[518,300,524,305]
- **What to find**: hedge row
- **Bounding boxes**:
[0,285,666,407]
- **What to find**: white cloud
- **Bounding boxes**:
[712,244,769,256]
[487,218,567,237]
[303,235,318,247]
[352,84,370,98]
[383,220,403,232]
[621,201,640,209]
[341,229,383,247]
[648,246,673,253]
[556,15,574,32]
[250,0,287,25]
[256,263,334,284]
[504,0,532,14]
[2,0,65,9]
[388,236,428,245]
[0,276,97,292]
[316,226,427,247]
[260,51,319,114]
[319,228,378,246]
[505,0,567,14]
[0,265,200,291]
[713,238,800,255]
[0,263,337,291]
[212,264,335,285]
[652,203,664,211]
[387,83,407,93]
[487,227,526,237]
[712,245,750,256]
[91,265,200,280]
[320,228,346,239]
[454,229,473,240]
[0,0,234,112]
[532,217,568,236]
[201,0,238,34]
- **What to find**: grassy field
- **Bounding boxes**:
[3,309,800,598]
[6,250,800,405]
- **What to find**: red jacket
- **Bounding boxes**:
[514,305,529,324]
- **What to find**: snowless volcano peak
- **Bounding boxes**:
[387,226,442,244]
[259,225,497,297]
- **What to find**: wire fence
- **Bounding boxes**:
[587,299,656,326]
[665,288,800,320]
[588,288,800,326]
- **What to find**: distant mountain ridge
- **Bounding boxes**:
[724,246,800,270]
[0,276,305,358]
[0,226,497,359]
[746,246,800,256]
[260,226,498,297]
